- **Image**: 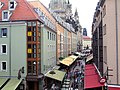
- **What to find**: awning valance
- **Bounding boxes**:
[45,70,66,82]
[2,78,23,90]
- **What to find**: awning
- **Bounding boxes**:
[45,70,66,82]
[84,64,104,89]
[86,54,93,62]
[53,65,60,70]
[0,78,9,89]
[2,78,23,90]
[74,52,81,56]
[59,55,78,66]
[108,85,120,90]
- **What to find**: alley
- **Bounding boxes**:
[61,58,85,90]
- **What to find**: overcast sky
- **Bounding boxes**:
[39,0,99,37]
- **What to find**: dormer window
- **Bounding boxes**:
[2,10,12,21]
[9,1,17,10]
[0,2,4,9]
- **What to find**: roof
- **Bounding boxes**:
[0,0,40,21]
[84,64,104,89]
[83,36,91,40]
[28,1,56,24]
[45,70,66,82]
[59,55,78,66]
[2,78,23,90]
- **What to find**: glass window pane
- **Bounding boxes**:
[28,22,32,26]
[4,12,8,19]
[1,28,7,37]
[2,45,6,53]
[2,62,6,70]
[27,37,31,41]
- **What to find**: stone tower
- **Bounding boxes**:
[83,28,87,36]
[49,0,72,20]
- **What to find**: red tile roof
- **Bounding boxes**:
[0,0,40,21]
[83,36,91,40]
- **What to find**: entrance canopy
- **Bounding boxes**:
[59,55,78,66]
[2,78,23,90]
[45,70,66,82]
[84,64,104,89]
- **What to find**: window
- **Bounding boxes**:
[1,61,7,71]
[47,31,49,39]
[103,24,106,35]
[10,2,14,9]
[1,28,7,37]
[103,5,106,17]
[0,2,4,9]
[52,33,53,40]
[3,11,8,19]
[27,61,37,75]
[50,32,51,40]
[2,10,10,21]
[104,46,107,64]
[1,44,7,54]
[9,1,17,10]
[54,34,55,41]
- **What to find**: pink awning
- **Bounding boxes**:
[84,64,104,89]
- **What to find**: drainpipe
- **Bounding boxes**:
[115,0,119,84]
[9,22,11,77]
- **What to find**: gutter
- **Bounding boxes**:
[115,0,119,84]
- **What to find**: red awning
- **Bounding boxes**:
[84,64,104,89]
[108,85,120,90]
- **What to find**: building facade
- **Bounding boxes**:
[0,0,56,90]
[83,36,91,49]
[49,0,83,52]
[0,22,27,89]
[53,14,72,64]
[92,0,120,85]
[28,0,57,75]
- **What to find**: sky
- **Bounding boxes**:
[39,0,99,37]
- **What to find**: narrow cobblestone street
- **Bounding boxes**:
[61,59,85,90]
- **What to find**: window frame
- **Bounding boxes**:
[1,44,7,54]
[1,28,7,37]
[103,24,106,35]
[2,10,9,21]
[1,61,7,71]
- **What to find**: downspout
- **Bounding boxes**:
[115,0,119,84]
[9,22,11,77]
